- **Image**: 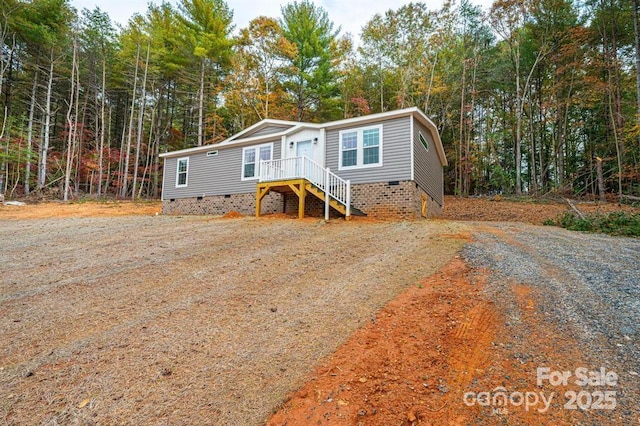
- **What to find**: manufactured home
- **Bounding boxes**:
[160,107,447,219]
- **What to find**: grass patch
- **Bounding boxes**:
[544,211,640,237]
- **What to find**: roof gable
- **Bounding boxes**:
[225,119,298,142]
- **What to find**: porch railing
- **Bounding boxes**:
[259,156,351,218]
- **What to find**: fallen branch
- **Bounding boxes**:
[425,401,448,412]
[621,194,640,201]
[564,198,585,220]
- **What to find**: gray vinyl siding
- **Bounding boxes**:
[325,116,412,184]
[245,124,291,138]
[413,120,444,206]
[162,141,281,199]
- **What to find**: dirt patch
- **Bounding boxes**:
[0,216,466,425]
[443,196,640,225]
[0,200,161,219]
[269,254,615,425]
[268,258,495,425]
[222,210,244,218]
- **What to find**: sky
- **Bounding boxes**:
[70,0,494,42]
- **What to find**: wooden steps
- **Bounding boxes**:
[256,178,366,219]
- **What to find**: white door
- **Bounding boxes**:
[295,140,313,177]
[296,140,313,159]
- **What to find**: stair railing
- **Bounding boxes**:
[259,156,350,219]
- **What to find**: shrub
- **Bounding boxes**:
[545,211,640,237]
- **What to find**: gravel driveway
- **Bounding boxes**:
[463,223,640,425]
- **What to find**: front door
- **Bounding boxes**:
[296,140,313,159]
[295,140,313,176]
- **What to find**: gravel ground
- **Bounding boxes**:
[463,223,640,424]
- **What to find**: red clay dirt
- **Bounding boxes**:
[0,200,161,219]
[442,195,640,225]
[269,254,590,425]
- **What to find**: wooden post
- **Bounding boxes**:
[345,180,351,221]
[298,181,306,219]
[325,167,330,221]
[256,185,262,218]
[256,184,270,218]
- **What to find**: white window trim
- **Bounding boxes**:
[338,124,383,171]
[175,157,189,188]
[241,142,274,181]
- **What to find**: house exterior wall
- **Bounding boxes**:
[412,118,444,209]
[162,139,282,200]
[325,116,412,184]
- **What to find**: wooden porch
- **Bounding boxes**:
[255,156,361,220]
[255,178,352,220]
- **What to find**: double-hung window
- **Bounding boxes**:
[242,143,273,180]
[175,157,189,187]
[339,125,382,170]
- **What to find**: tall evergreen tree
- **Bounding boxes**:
[279,0,343,121]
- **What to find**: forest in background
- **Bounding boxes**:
[0,0,639,201]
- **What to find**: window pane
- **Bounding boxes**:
[363,147,379,165]
[342,150,357,167]
[243,163,255,178]
[342,132,357,150]
[259,146,271,161]
[177,173,187,186]
[178,159,187,173]
[244,149,255,163]
[363,128,379,147]
[419,133,429,151]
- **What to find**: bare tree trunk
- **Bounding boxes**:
[63,37,78,201]
[458,59,466,196]
[634,0,640,133]
[264,79,270,118]
[98,48,107,196]
[608,74,623,204]
[379,57,384,113]
[153,87,165,198]
[609,0,625,155]
[464,56,477,196]
[0,107,6,195]
[132,42,150,200]
[424,51,438,114]
[38,51,55,191]
[515,43,522,195]
[25,67,38,194]
[120,43,140,198]
[197,57,205,146]
[138,108,155,198]
[596,157,606,202]
[74,50,85,198]
[104,105,113,194]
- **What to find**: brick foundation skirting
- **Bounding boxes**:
[162,192,283,216]
[350,181,442,219]
[162,180,442,219]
